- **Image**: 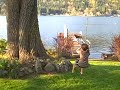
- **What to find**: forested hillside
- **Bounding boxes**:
[0,0,120,16]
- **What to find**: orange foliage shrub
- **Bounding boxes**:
[112,35,120,61]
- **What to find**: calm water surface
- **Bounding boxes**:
[0,16,120,59]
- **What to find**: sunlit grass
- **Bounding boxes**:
[0,60,120,90]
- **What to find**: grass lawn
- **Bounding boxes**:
[0,60,120,90]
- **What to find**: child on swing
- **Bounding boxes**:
[72,43,90,75]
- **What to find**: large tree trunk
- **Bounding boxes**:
[6,0,20,59]
[29,0,48,58]
[19,0,35,61]
[7,0,49,61]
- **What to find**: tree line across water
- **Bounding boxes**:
[0,0,120,16]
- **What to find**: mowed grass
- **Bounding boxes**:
[0,60,120,90]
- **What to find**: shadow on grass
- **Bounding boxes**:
[23,65,120,90]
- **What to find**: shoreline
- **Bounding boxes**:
[1,15,120,17]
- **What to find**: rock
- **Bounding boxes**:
[44,62,56,73]
[54,64,60,72]
[35,59,43,73]
[59,59,73,72]
[28,68,34,73]
[64,59,73,70]
[24,67,29,75]
[59,64,68,72]
[19,71,25,77]
[46,59,51,62]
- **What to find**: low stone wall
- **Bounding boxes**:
[35,58,73,74]
[0,58,73,78]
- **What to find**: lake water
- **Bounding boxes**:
[0,16,120,59]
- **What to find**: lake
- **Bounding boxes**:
[0,16,120,59]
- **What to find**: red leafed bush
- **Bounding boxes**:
[54,33,73,58]
[112,35,120,61]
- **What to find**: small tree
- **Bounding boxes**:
[112,35,120,61]
[55,33,73,58]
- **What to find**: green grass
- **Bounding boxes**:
[0,60,120,90]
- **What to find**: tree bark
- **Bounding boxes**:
[29,0,49,58]
[19,0,35,61]
[6,0,20,59]
[7,0,49,61]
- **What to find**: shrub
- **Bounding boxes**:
[0,39,7,54]
[111,35,120,61]
[54,33,73,58]
[8,60,21,78]
[0,59,8,77]
[0,59,21,78]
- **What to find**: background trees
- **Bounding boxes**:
[1,0,120,16]
[38,0,120,16]
[0,0,6,15]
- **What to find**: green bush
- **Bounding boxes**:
[0,60,8,77]
[0,39,7,54]
[0,59,21,78]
